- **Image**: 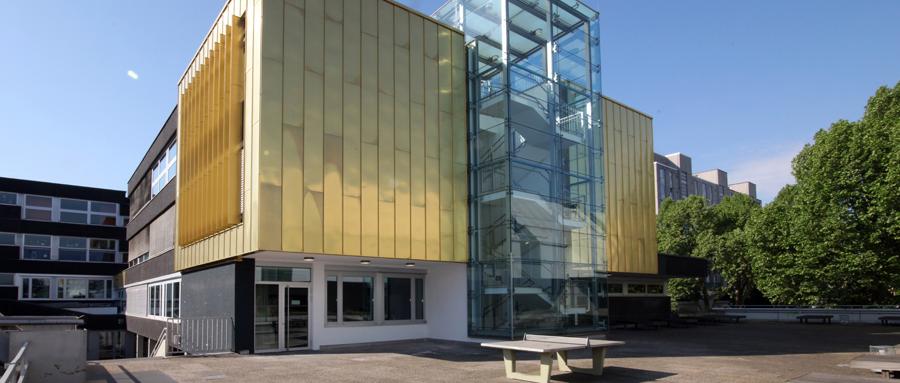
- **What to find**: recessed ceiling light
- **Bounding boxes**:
[360,260,371,265]
[405,262,415,267]
[303,257,315,262]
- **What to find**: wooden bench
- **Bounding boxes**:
[789,372,893,382]
[879,316,900,326]
[481,334,624,383]
[797,314,833,324]
[849,354,900,378]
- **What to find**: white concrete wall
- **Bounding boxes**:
[253,252,470,350]
[8,329,86,383]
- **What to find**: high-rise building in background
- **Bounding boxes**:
[654,152,759,212]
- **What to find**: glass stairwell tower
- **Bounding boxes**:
[435,0,606,337]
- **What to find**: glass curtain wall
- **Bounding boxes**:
[436,0,606,338]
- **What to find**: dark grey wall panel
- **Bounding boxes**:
[123,250,175,285]
[126,315,167,340]
[126,180,176,239]
[181,259,255,353]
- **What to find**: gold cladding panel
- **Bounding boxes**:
[602,97,658,275]
[180,0,467,268]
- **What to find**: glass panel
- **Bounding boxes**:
[608,283,622,294]
[90,214,117,226]
[89,251,116,263]
[286,287,309,348]
[172,282,180,318]
[256,266,311,282]
[63,279,88,299]
[415,278,425,320]
[647,284,663,294]
[25,195,51,207]
[0,192,16,205]
[91,201,118,214]
[327,276,338,322]
[60,237,86,248]
[24,235,50,247]
[61,199,88,211]
[89,280,106,299]
[0,232,14,245]
[23,248,50,260]
[30,278,50,299]
[254,284,279,350]
[165,283,174,316]
[384,277,411,321]
[90,239,116,250]
[60,211,88,224]
[342,276,373,322]
[25,209,51,221]
[59,249,87,261]
[627,284,646,294]
[0,273,13,285]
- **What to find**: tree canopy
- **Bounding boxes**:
[748,82,900,305]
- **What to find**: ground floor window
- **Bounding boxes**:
[327,270,424,326]
[148,279,180,318]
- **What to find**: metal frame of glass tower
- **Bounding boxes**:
[436,0,606,338]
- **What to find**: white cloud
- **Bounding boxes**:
[127,70,139,80]
[727,143,805,204]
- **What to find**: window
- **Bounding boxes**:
[647,284,664,295]
[89,239,117,262]
[0,273,13,286]
[23,234,51,260]
[607,283,623,294]
[59,198,89,224]
[148,280,180,318]
[255,266,311,282]
[0,192,17,205]
[57,278,112,300]
[627,283,647,294]
[385,276,426,321]
[326,271,425,326]
[58,236,88,261]
[342,276,374,322]
[151,141,177,197]
[22,277,51,299]
[24,195,52,221]
[89,202,118,226]
[0,232,15,246]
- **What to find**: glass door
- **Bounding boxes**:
[254,284,280,351]
[285,287,309,349]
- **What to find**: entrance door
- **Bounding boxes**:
[254,283,310,352]
[285,287,309,349]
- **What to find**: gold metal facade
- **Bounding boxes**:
[177,11,245,248]
[602,96,658,275]
[175,0,468,270]
[265,0,467,262]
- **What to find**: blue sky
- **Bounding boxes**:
[1,1,898,202]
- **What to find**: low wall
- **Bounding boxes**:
[6,329,86,383]
[720,307,900,324]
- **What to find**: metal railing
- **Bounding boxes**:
[1,342,29,383]
[149,327,168,357]
[167,317,233,356]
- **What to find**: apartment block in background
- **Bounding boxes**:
[122,107,180,357]
[654,152,759,212]
[0,177,132,359]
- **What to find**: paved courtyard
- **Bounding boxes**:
[87,322,900,382]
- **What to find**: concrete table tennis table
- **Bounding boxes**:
[482,334,625,383]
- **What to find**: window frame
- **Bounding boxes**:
[147,279,181,320]
[325,269,426,328]
[23,194,53,221]
[0,191,18,206]
[151,140,178,198]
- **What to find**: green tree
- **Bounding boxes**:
[749,82,900,305]
[657,196,713,307]
[700,194,760,305]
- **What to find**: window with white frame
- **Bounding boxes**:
[24,195,52,221]
[22,234,51,260]
[89,201,118,226]
[59,198,90,224]
[89,239,117,262]
[148,280,180,319]
[151,141,177,197]
[57,278,113,300]
[0,191,17,205]
[58,236,88,261]
[21,277,51,299]
[326,270,425,326]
